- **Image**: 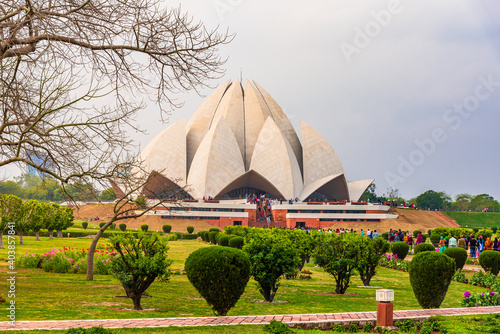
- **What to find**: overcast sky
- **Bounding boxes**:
[6,1,500,201]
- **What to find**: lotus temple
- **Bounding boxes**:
[111,80,396,229]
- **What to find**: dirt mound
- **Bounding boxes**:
[325,208,457,233]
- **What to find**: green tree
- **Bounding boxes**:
[99,188,116,201]
[452,193,473,212]
[0,195,24,248]
[357,237,390,286]
[314,233,363,294]
[23,200,44,241]
[109,232,172,310]
[43,203,58,240]
[416,190,445,210]
[0,181,26,198]
[243,231,300,302]
[469,194,500,212]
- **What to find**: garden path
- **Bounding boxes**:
[1,306,499,331]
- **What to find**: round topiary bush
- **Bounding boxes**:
[187,226,194,234]
[99,222,105,228]
[228,236,244,249]
[219,234,230,247]
[209,227,220,233]
[443,247,467,270]
[162,225,172,233]
[413,230,421,238]
[110,223,116,230]
[119,223,126,232]
[141,224,149,232]
[82,222,88,230]
[201,231,209,242]
[479,250,500,276]
[414,243,435,254]
[430,233,441,247]
[381,232,389,241]
[391,241,409,260]
[208,231,218,244]
[409,251,455,309]
[185,246,251,316]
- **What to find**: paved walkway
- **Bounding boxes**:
[1,307,500,331]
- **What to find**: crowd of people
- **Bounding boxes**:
[437,234,500,257]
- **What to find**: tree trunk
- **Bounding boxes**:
[360,265,376,287]
[131,294,142,310]
[48,230,54,239]
[17,231,24,245]
[35,231,40,241]
[87,217,117,280]
[0,231,3,249]
[57,229,63,238]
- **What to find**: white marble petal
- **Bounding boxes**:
[348,179,375,202]
[249,118,303,199]
[187,117,246,199]
[186,81,231,172]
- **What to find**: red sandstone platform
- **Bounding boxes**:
[1,307,499,331]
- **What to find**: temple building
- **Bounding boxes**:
[111,80,396,228]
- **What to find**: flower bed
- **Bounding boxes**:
[378,254,409,272]
[19,247,115,275]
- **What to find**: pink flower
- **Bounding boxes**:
[464,291,471,298]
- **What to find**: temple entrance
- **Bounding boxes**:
[295,221,305,228]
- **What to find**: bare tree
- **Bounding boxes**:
[86,165,189,281]
[0,0,231,185]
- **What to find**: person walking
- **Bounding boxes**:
[458,235,466,249]
[415,233,423,245]
[469,236,477,257]
[439,236,446,253]
[478,236,485,256]
[448,235,457,248]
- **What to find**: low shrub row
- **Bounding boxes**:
[198,229,244,249]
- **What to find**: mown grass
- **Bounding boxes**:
[443,211,500,228]
[0,236,487,322]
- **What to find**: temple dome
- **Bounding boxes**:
[113,80,372,201]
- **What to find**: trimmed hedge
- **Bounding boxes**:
[208,231,218,244]
[99,222,105,228]
[141,224,149,232]
[414,243,435,254]
[185,246,251,316]
[209,228,220,233]
[479,250,500,276]
[82,222,88,230]
[228,236,244,249]
[187,226,194,234]
[391,241,409,261]
[409,251,455,309]
[443,247,467,270]
[174,232,198,240]
[119,223,126,232]
[430,233,442,246]
[163,225,172,233]
[201,231,209,242]
[219,234,230,247]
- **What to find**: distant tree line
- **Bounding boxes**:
[360,184,499,212]
[0,174,116,202]
[0,194,74,247]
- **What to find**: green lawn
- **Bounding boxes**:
[0,236,487,322]
[443,211,500,228]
